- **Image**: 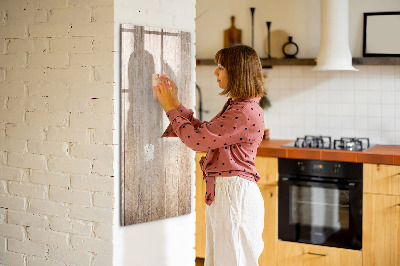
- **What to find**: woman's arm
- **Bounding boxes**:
[161,104,204,138]
[165,107,249,152]
[156,75,202,137]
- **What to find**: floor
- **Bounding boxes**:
[195,257,205,266]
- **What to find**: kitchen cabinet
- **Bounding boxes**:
[195,152,207,258]
[255,156,278,266]
[259,184,278,266]
[363,193,400,266]
[363,164,400,266]
[276,241,362,266]
[196,155,400,265]
[195,154,278,266]
[254,156,278,186]
[363,163,400,196]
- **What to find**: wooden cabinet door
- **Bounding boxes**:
[259,185,278,266]
[364,164,400,196]
[363,193,400,266]
[255,156,278,186]
[277,241,362,266]
[195,152,207,258]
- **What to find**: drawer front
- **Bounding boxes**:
[277,241,362,266]
[364,164,400,196]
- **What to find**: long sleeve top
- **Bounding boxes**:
[161,97,265,205]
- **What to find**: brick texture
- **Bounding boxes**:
[0,0,114,264]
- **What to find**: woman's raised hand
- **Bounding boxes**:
[153,76,175,113]
[160,74,180,108]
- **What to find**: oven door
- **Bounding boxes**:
[278,176,362,250]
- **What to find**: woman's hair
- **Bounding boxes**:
[214,44,266,99]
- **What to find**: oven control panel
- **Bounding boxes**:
[281,158,362,180]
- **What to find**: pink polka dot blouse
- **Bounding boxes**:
[162,97,265,205]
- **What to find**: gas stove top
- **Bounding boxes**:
[283,135,374,151]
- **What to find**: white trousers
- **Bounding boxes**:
[205,176,265,266]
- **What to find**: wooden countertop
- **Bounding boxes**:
[257,139,400,165]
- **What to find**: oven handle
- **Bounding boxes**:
[280,177,357,189]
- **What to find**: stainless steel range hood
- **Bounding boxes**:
[314,0,358,71]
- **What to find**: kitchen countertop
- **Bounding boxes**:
[257,139,400,165]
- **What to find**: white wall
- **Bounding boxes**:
[196,0,400,58]
[113,1,197,266]
[196,0,400,145]
[0,0,115,265]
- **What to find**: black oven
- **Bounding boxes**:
[278,158,363,250]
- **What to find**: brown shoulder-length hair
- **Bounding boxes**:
[214,44,266,99]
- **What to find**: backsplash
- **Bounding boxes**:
[196,65,400,145]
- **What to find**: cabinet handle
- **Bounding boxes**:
[397,204,400,207]
[307,252,328,256]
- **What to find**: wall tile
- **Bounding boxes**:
[355,117,368,130]
[367,91,381,105]
[382,105,395,118]
[316,89,329,103]
[382,117,396,131]
[367,104,382,118]
[367,129,382,143]
[316,115,329,128]
[382,90,395,104]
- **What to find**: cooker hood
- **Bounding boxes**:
[314,0,358,71]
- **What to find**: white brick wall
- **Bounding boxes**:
[0,0,114,265]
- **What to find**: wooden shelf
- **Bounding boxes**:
[352,57,400,65]
[196,57,400,67]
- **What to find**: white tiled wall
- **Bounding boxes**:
[196,65,400,145]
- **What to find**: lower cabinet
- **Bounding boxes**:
[196,157,400,266]
[363,193,400,266]
[259,185,278,266]
[276,241,362,266]
[195,152,207,258]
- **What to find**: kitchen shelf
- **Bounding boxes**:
[352,57,400,65]
[196,57,400,67]
[196,58,316,67]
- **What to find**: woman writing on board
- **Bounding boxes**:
[153,44,266,266]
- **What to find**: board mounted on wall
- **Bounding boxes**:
[120,24,193,226]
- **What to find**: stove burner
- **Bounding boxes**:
[333,137,370,151]
[295,135,332,149]
[286,136,372,151]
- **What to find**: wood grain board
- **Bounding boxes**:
[120,24,192,226]
[224,16,242,48]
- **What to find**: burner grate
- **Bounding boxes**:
[287,136,372,151]
[333,137,370,151]
[295,135,332,149]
